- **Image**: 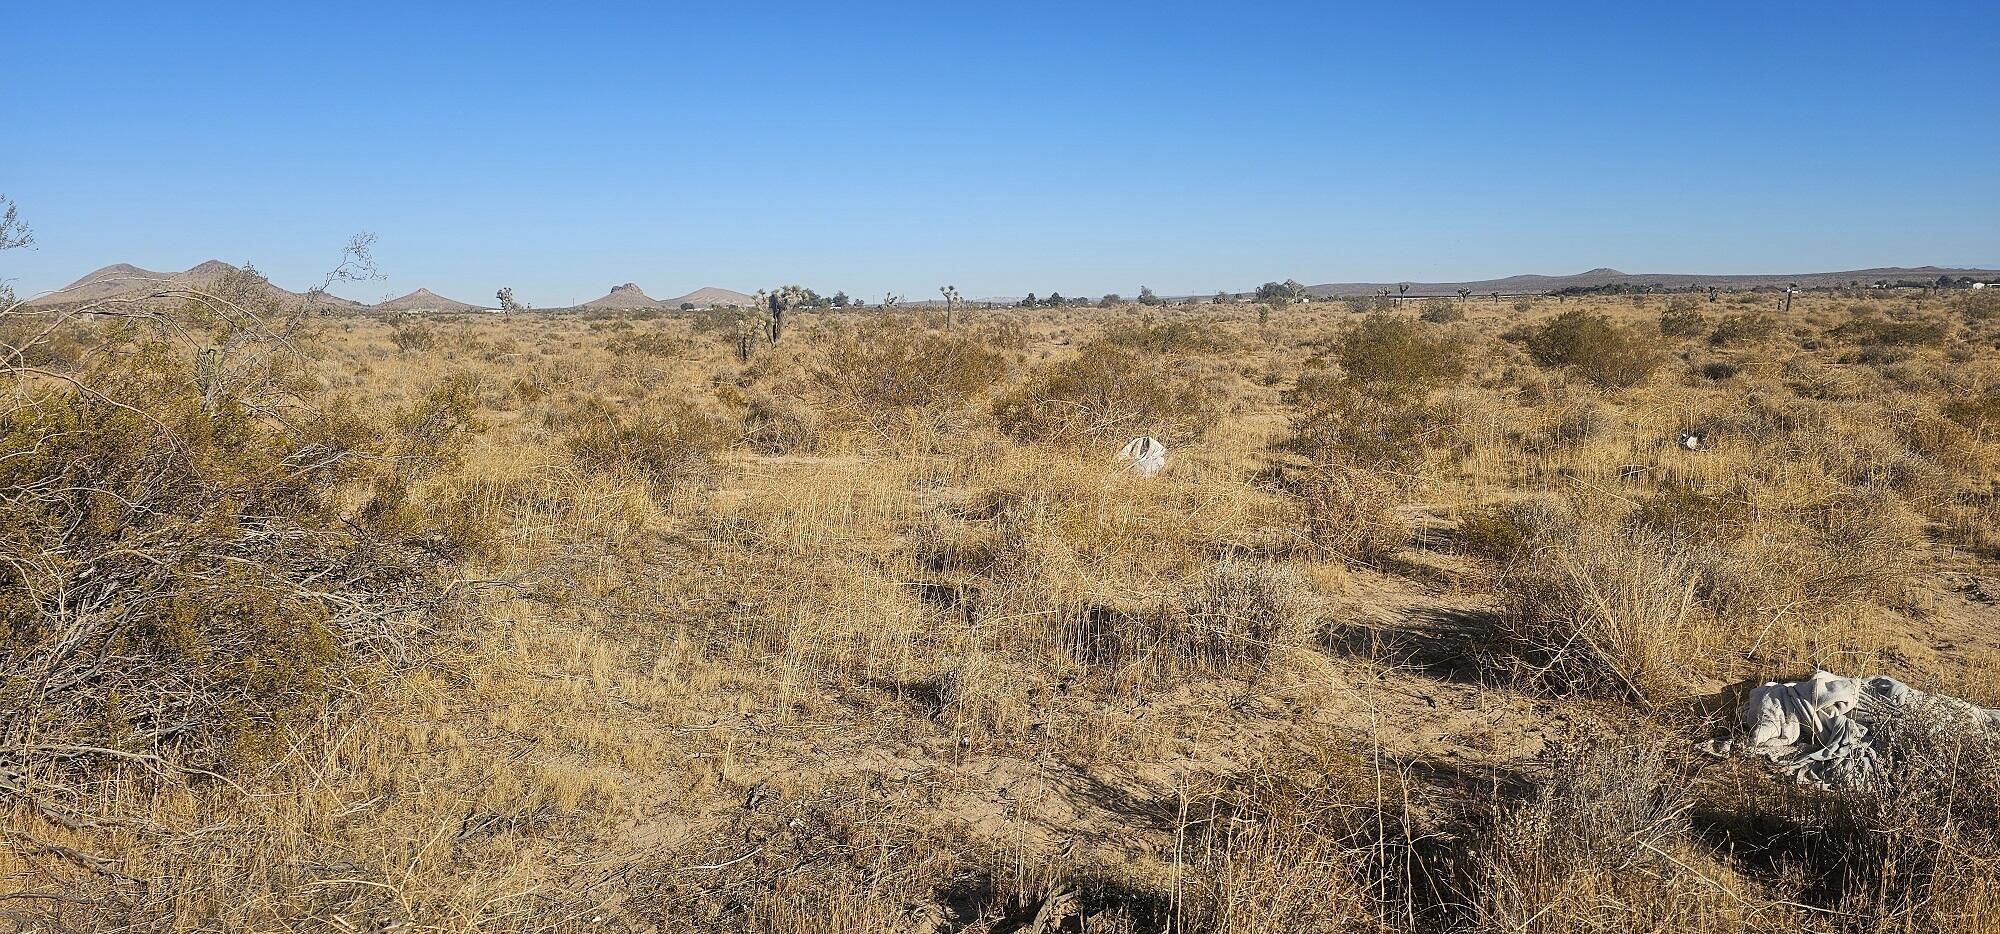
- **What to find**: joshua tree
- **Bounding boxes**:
[1490,291,1501,303]
[1398,283,1409,301]
[1782,283,1798,313]
[1457,287,1472,303]
[1707,286,1718,303]
[939,285,962,328]
[760,286,808,348]
[495,287,527,313]
[883,292,900,309]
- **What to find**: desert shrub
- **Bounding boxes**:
[1943,390,2000,440]
[558,394,737,492]
[1179,733,1426,932]
[1457,497,1580,563]
[994,341,1222,444]
[1098,317,1238,355]
[1831,314,1948,347]
[1475,740,1760,931]
[1697,359,1740,381]
[813,324,1010,432]
[1169,561,1327,671]
[605,329,688,357]
[1418,298,1464,323]
[1332,313,1466,398]
[1960,287,2000,320]
[1525,310,1663,388]
[1284,372,1460,471]
[1627,482,1754,547]
[1281,463,1412,561]
[1512,298,1534,314]
[0,309,481,805]
[1496,526,1715,707]
[388,322,438,352]
[741,390,824,454]
[1707,311,1777,346]
[1659,302,1707,337]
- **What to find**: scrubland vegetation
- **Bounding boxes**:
[6,277,2000,931]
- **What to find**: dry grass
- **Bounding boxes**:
[5,289,2000,931]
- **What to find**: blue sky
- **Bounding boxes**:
[5,1,1996,304]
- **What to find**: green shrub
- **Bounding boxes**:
[1332,313,1466,399]
[1418,299,1464,323]
[1659,304,1707,337]
[1526,310,1663,388]
[1707,311,1777,346]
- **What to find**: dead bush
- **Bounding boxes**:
[1282,463,1412,562]
[1497,527,1714,708]
[1169,561,1328,672]
[1179,732,1431,932]
[1475,740,1763,932]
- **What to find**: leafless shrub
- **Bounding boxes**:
[1168,561,1328,671]
[1282,463,1412,562]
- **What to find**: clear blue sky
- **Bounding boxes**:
[5,1,1996,305]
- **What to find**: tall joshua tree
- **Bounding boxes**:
[766,285,809,344]
[939,285,962,329]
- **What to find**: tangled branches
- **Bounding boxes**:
[0,236,480,825]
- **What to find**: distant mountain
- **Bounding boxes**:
[577,283,666,310]
[1300,266,2000,297]
[26,260,363,310]
[659,286,755,308]
[374,288,480,313]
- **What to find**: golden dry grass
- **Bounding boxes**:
[7,289,2000,931]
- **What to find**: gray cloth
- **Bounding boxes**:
[1716,670,2000,788]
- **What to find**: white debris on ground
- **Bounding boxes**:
[1705,670,2000,788]
[1115,436,1166,476]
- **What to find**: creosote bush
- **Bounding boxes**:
[1526,310,1663,388]
[812,322,1010,433]
[994,339,1222,444]
[1,299,483,808]
[557,393,737,493]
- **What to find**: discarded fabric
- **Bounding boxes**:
[1115,436,1166,476]
[1707,669,2000,788]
